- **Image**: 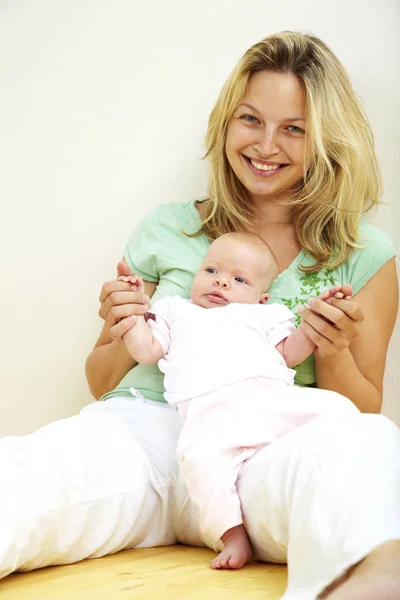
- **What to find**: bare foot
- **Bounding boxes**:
[211,525,253,570]
[318,540,400,600]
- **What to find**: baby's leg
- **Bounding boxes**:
[177,393,256,570]
[211,524,253,570]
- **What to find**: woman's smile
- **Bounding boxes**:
[225,70,308,203]
[243,155,288,177]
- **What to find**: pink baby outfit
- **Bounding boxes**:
[149,296,359,542]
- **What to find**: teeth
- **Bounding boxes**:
[250,159,280,171]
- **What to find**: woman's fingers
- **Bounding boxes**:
[317,284,353,304]
[305,296,363,326]
[326,297,363,323]
[110,315,137,342]
[99,290,149,321]
[300,308,352,345]
[318,284,342,301]
[105,302,149,327]
[99,279,132,304]
[300,319,343,357]
[117,260,134,278]
[340,283,353,298]
[298,294,364,357]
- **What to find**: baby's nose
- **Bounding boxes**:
[216,278,229,288]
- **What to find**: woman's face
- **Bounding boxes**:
[225,70,310,204]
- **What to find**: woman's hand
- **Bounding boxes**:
[98,261,150,344]
[86,262,157,399]
[298,284,365,358]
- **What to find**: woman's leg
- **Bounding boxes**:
[0,397,182,578]
[237,413,400,600]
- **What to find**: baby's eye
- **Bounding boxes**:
[235,276,246,284]
[206,268,216,274]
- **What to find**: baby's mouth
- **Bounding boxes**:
[206,292,228,304]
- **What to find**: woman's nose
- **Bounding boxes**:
[254,126,280,156]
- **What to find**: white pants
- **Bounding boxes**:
[176,378,361,543]
[1,395,400,600]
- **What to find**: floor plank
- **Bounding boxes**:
[0,546,288,599]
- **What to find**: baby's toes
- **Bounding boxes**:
[228,556,240,568]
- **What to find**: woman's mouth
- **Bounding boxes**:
[243,155,288,177]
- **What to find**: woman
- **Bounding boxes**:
[1,32,399,600]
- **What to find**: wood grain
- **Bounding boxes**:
[0,545,288,599]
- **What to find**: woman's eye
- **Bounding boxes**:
[206,268,216,274]
[235,277,246,284]
[287,125,305,134]
[241,115,259,124]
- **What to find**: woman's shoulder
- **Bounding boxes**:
[339,221,395,295]
[124,200,202,258]
[141,200,202,234]
[356,221,395,251]
[269,222,395,309]
[124,200,208,291]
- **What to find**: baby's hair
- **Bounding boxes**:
[216,232,279,283]
[218,231,275,258]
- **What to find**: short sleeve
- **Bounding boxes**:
[343,223,396,295]
[262,304,296,347]
[123,206,162,282]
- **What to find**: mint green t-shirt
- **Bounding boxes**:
[101,200,395,403]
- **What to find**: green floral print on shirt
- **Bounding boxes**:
[282,268,338,326]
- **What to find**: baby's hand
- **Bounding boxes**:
[298,284,352,316]
[118,274,145,295]
[318,284,352,305]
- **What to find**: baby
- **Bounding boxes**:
[119,232,356,570]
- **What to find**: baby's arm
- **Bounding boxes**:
[118,275,164,365]
[275,324,315,369]
[276,286,352,368]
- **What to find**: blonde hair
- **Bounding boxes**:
[198,31,382,272]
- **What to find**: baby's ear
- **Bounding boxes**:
[259,293,269,304]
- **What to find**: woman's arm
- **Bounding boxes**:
[300,258,398,413]
[118,274,164,365]
[85,261,157,400]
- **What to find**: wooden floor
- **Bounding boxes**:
[0,546,288,599]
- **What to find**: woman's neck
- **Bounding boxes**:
[250,198,294,227]
[249,197,301,273]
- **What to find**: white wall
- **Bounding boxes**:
[1,0,399,436]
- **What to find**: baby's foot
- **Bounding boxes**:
[211,525,253,570]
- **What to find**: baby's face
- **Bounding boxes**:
[190,237,275,309]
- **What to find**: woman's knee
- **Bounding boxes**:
[335,413,400,454]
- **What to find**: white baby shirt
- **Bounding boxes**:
[148,296,296,405]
